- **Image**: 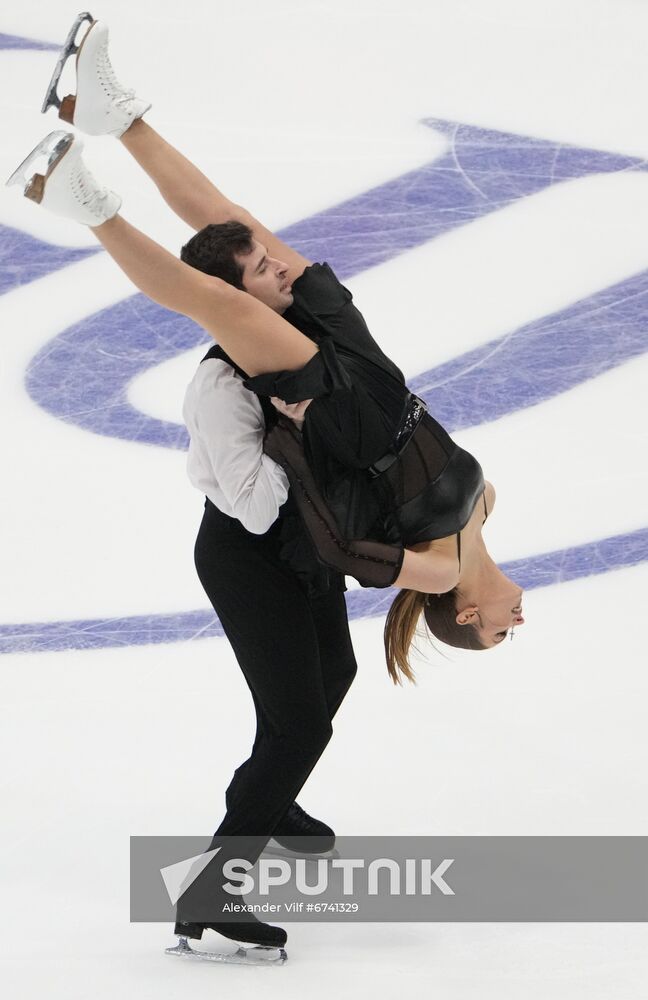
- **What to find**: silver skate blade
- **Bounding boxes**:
[41,11,95,113]
[6,131,74,191]
[165,935,287,966]
[263,840,340,862]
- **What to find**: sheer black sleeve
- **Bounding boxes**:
[263,418,404,589]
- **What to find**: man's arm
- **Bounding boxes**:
[121,121,311,284]
[183,360,289,533]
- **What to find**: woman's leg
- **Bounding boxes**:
[119,120,310,282]
[120,120,240,232]
[94,214,318,377]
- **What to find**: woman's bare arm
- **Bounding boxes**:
[392,548,459,594]
[271,401,460,593]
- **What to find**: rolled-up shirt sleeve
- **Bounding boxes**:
[183,359,289,533]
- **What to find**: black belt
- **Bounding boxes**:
[367,392,427,478]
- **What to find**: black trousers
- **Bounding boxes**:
[194,497,357,855]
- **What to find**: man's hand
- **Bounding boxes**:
[270,396,313,429]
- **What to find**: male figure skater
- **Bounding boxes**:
[37,14,358,963]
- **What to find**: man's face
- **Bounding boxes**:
[237,239,294,313]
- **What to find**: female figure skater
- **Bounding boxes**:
[8,23,525,689]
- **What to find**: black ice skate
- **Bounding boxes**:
[168,915,288,966]
[265,801,339,860]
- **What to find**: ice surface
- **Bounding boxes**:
[0,1,647,997]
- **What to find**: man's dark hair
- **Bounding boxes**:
[180,221,254,290]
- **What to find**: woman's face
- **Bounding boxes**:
[456,582,525,647]
[476,591,525,646]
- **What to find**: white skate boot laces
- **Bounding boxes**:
[115,89,137,109]
[71,162,111,217]
[8,130,120,226]
[42,17,151,138]
[96,40,134,106]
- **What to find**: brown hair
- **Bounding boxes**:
[180,220,254,290]
[383,588,486,686]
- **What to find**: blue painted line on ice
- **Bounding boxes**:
[0,224,98,295]
[410,268,648,429]
[1,526,645,654]
[0,31,59,50]
[279,117,647,281]
[1,32,646,655]
[22,118,648,446]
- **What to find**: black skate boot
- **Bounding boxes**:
[267,801,337,858]
[174,914,287,947]
[168,841,287,966]
[169,908,287,966]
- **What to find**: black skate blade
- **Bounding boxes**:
[41,11,95,114]
[165,935,287,966]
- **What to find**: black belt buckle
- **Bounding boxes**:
[369,451,398,477]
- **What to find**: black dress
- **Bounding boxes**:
[243,263,485,589]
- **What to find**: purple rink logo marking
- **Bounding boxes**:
[0,31,60,52]
[1,38,646,654]
[20,119,648,448]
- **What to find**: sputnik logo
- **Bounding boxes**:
[159,850,456,900]
[160,847,222,906]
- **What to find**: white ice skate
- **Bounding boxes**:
[6,131,121,227]
[165,935,288,967]
[42,12,151,138]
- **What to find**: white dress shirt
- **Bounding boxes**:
[182,357,289,533]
